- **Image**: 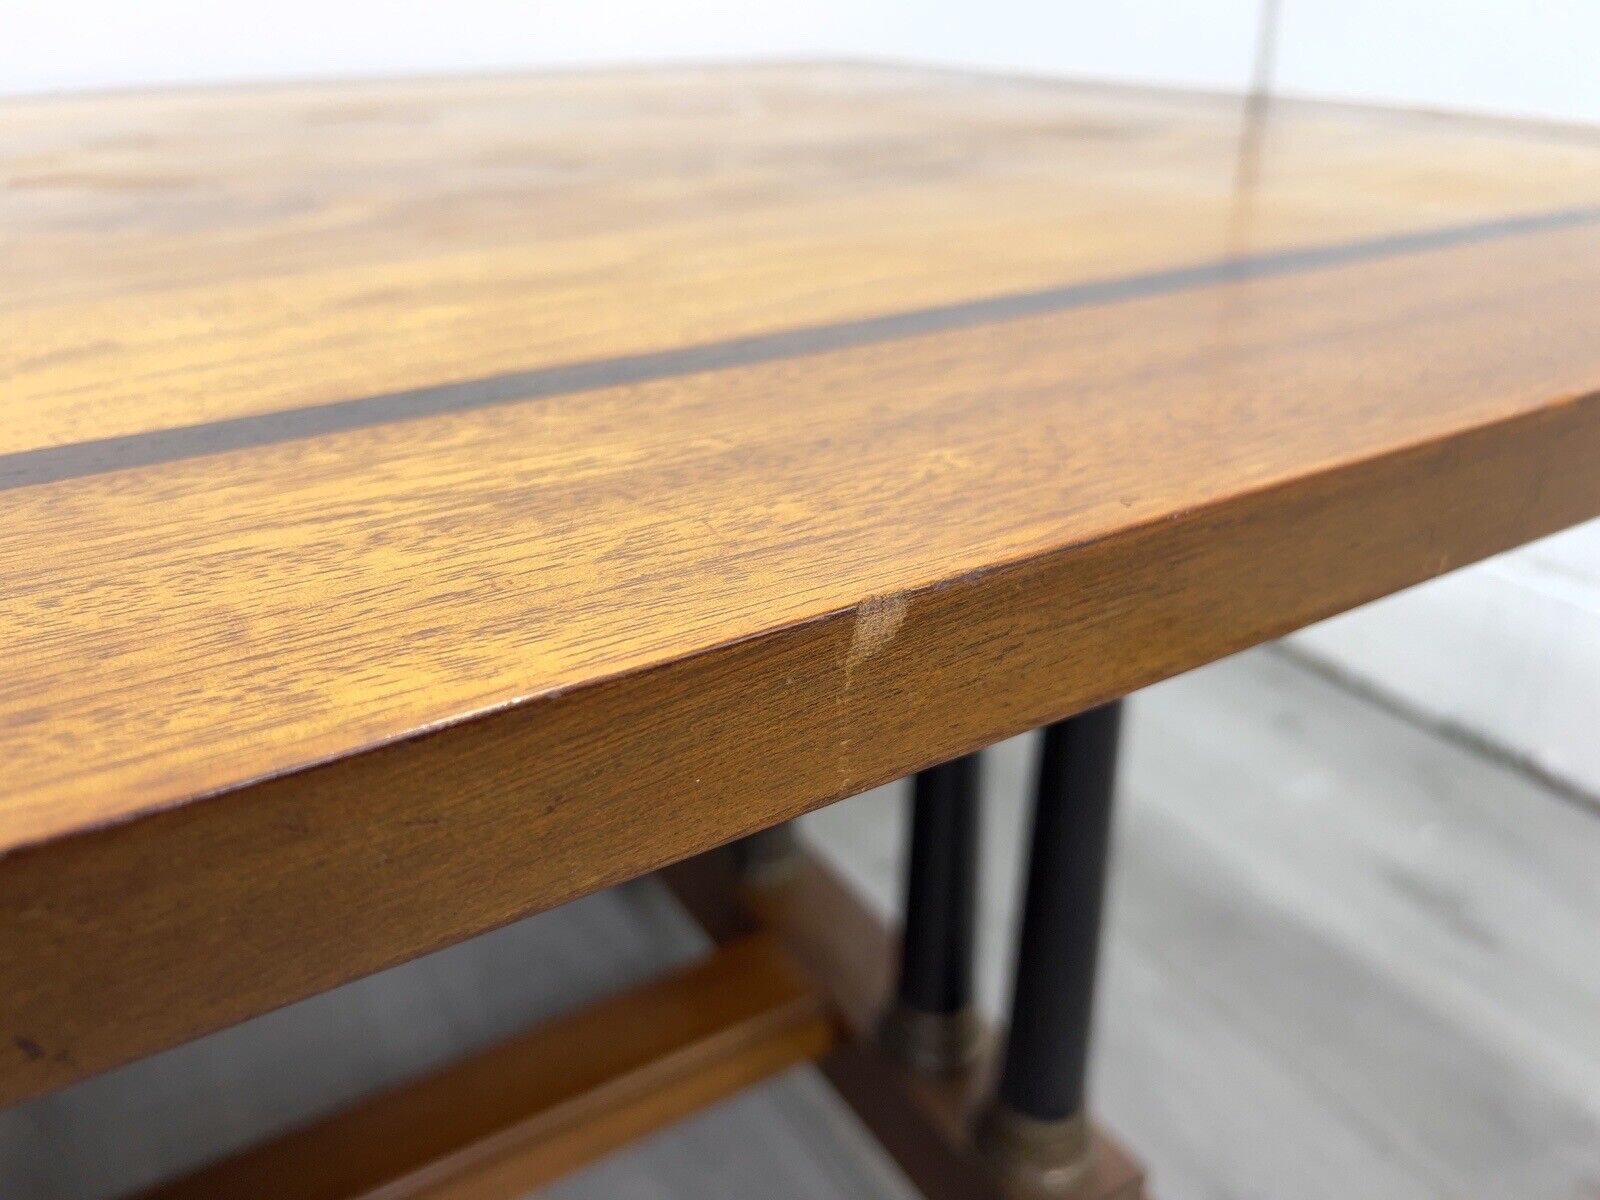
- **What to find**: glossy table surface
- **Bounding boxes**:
[5,63,1600,1103]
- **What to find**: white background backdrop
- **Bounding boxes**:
[5,0,1598,794]
[6,0,1600,123]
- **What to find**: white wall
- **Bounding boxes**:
[7,0,1600,124]
[0,1,1269,97]
[6,0,1599,793]
[1277,0,1600,125]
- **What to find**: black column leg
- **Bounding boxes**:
[878,753,983,1074]
[732,820,802,885]
[976,701,1122,1195]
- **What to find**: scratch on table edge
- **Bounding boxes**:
[837,593,910,789]
[844,594,908,688]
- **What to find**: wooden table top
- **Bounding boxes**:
[6,62,1600,1104]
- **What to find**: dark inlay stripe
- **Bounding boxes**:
[6,202,1600,494]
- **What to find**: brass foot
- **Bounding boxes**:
[876,1000,982,1076]
[973,1104,1093,1198]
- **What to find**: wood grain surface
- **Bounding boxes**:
[133,933,832,1200]
[5,63,1600,1104]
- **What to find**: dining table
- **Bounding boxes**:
[5,61,1600,1199]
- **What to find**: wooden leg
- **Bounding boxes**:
[132,934,832,1200]
[664,842,1145,1200]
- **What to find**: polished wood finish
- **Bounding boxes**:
[130,934,831,1200]
[7,64,1600,1102]
[666,850,1143,1199]
[10,68,1600,447]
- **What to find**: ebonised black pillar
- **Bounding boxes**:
[878,753,983,1074]
[976,701,1122,1194]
